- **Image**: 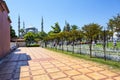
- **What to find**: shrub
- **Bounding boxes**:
[27,44,40,47]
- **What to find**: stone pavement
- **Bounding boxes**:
[0,47,120,80]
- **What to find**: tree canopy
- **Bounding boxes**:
[24,32,35,45]
[108,14,120,32]
[10,25,17,39]
[51,22,61,33]
[82,23,102,41]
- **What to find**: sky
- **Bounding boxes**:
[5,0,120,35]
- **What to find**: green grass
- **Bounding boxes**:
[96,42,120,49]
[46,48,120,70]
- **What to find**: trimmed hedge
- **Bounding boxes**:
[27,44,40,47]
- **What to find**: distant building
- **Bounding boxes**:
[41,16,44,32]
[0,0,11,58]
[25,27,38,33]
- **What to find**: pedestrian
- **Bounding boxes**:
[113,40,117,46]
[113,40,117,50]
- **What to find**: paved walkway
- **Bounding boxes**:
[0,47,120,80]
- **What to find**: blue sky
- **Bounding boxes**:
[5,0,120,35]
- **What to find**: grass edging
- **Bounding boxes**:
[46,48,120,70]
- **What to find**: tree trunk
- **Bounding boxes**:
[89,39,92,58]
[79,41,81,54]
[73,41,74,53]
[112,29,113,42]
[103,30,106,61]
[45,41,47,48]
[62,39,63,51]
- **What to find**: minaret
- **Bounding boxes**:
[23,21,25,29]
[65,20,67,25]
[41,16,43,32]
[18,15,20,37]
[23,21,25,34]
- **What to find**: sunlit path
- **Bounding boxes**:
[0,47,120,80]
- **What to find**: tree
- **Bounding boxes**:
[58,32,65,51]
[10,26,17,40]
[71,25,78,30]
[77,30,84,54]
[69,30,79,53]
[82,23,102,57]
[51,22,61,33]
[24,32,35,46]
[63,22,71,32]
[38,31,47,47]
[113,14,120,32]
[19,28,25,38]
[107,14,120,40]
[38,31,47,40]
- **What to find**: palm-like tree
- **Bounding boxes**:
[82,23,102,57]
[107,14,120,40]
[107,19,115,41]
[51,22,61,33]
[63,22,71,32]
[69,30,79,53]
[71,25,78,30]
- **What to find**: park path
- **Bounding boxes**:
[0,47,120,80]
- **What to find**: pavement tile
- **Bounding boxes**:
[88,66,104,72]
[104,78,115,80]
[58,60,70,63]
[30,66,42,70]
[55,63,66,67]
[33,74,51,80]
[29,63,41,66]
[20,77,30,80]
[8,65,16,69]
[77,68,93,74]
[0,73,12,79]
[64,70,81,76]
[70,64,83,69]
[13,72,20,79]
[81,63,93,68]
[99,70,118,77]
[20,66,29,72]
[15,68,20,73]
[0,74,5,78]
[31,69,46,75]
[14,79,19,80]
[46,68,60,73]
[0,47,120,80]
[87,72,107,80]
[50,61,61,64]
[59,66,72,71]
[40,62,51,65]
[57,77,72,80]
[42,64,55,69]
[65,62,76,66]
[0,69,14,74]
[17,61,28,67]
[49,72,67,79]
[113,76,120,80]
[20,71,30,78]
[72,75,92,80]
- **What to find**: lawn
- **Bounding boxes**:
[96,42,120,49]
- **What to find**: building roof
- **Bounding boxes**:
[0,0,9,13]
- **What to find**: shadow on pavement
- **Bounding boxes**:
[0,48,31,80]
